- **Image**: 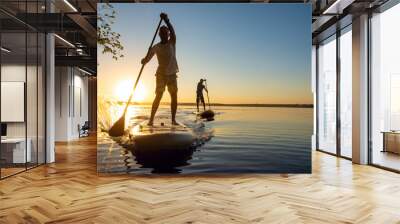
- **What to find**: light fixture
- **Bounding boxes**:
[78,67,93,76]
[1,47,11,53]
[322,0,354,15]
[63,0,78,12]
[54,34,75,48]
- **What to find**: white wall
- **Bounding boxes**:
[1,65,32,138]
[1,63,46,164]
[55,66,69,141]
[55,67,89,141]
[72,73,89,138]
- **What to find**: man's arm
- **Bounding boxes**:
[141,47,156,65]
[161,13,176,45]
[203,85,208,93]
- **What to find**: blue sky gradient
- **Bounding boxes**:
[98,3,312,104]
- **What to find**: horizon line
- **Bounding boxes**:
[104,101,314,108]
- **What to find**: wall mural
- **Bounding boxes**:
[97,3,313,174]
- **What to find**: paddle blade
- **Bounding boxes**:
[108,115,126,137]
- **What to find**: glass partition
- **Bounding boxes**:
[27,30,38,169]
[339,26,352,158]
[0,1,46,179]
[317,35,337,154]
[38,32,46,165]
[1,31,28,177]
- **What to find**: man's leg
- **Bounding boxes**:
[149,75,165,126]
[196,96,200,112]
[201,96,206,111]
[148,92,163,126]
[167,75,178,125]
[170,91,178,124]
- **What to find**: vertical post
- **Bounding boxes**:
[24,82,27,168]
[312,45,318,151]
[36,2,39,167]
[336,29,341,156]
[315,45,320,150]
[46,0,55,163]
[0,24,2,179]
[352,14,369,164]
[367,12,373,165]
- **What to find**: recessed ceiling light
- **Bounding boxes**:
[54,34,75,48]
[78,67,93,76]
[322,0,354,15]
[63,0,78,12]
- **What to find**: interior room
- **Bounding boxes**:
[0,13,46,178]
[0,0,399,223]
[0,0,97,179]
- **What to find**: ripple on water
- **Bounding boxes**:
[97,106,312,174]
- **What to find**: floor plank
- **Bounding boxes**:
[1,135,400,224]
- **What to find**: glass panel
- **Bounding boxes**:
[371,4,400,171]
[1,31,28,177]
[317,35,337,154]
[340,27,352,158]
[27,31,38,169]
[38,32,45,165]
[0,1,46,178]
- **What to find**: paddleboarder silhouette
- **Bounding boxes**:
[141,13,178,126]
[196,79,208,112]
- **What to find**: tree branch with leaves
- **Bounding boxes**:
[97,3,124,60]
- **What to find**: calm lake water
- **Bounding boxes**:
[97,105,313,174]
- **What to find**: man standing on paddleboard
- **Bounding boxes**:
[196,79,208,112]
[141,13,179,126]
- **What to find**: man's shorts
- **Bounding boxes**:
[155,74,178,95]
[196,94,205,103]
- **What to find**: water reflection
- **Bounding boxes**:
[97,104,312,174]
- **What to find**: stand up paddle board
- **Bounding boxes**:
[194,110,215,121]
[128,119,196,168]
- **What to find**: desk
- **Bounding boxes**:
[1,138,31,163]
[382,131,400,154]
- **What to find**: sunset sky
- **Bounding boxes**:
[98,3,312,104]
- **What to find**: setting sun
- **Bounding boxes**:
[114,80,147,102]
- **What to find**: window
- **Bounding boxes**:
[317,35,337,154]
[370,2,400,171]
[339,27,352,158]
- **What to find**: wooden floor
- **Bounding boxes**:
[373,151,400,171]
[1,167,26,178]
[1,136,400,224]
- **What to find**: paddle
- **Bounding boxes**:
[108,18,163,137]
[205,80,211,110]
[199,80,215,120]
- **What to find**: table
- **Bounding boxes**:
[382,131,400,154]
[1,138,31,163]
